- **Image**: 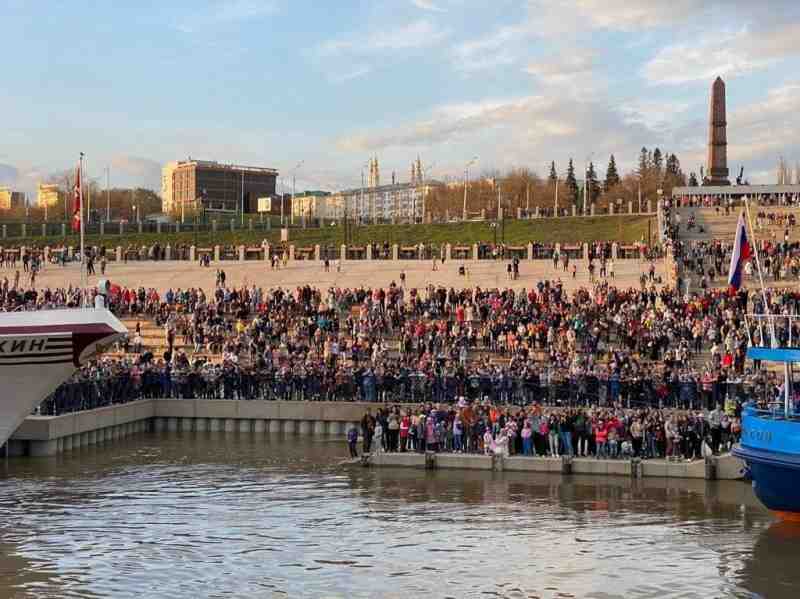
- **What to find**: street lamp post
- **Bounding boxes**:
[554,176,559,217]
[418,160,436,223]
[280,177,285,227]
[290,160,304,226]
[584,153,594,215]
[105,166,110,223]
[462,156,478,221]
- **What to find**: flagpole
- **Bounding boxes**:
[80,152,86,305]
[743,196,776,347]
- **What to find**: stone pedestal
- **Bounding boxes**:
[41,223,47,237]
[612,243,618,259]
[213,245,220,261]
[44,247,50,262]
[392,244,398,261]
[116,246,122,261]
[582,243,589,260]
[628,201,633,214]
[263,243,270,261]
[165,245,171,260]
[446,243,452,261]
[340,244,346,261]
[100,221,105,236]
[238,245,245,261]
[572,205,576,217]
[517,207,522,219]
[366,244,372,260]
[190,245,196,261]
[472,243,478,261]
[610,203,615,215]
[527,242,533,260]
[590,203,595,216]
[314,244,321,260]
[156,222,162,234]
[289,245,295,261]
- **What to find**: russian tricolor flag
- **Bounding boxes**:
[727,212,753,291]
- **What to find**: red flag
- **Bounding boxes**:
[71,163,81,232]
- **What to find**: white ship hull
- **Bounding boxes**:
[0,309,126,449]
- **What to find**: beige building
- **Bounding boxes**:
[0,188,25,211]
[37,183,62,208]
[331,181,442,223]
[291,192,343,221]
[161,161,178,213]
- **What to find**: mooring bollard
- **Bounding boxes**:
[425,451,437,470]
[492,454,504,472]
[704,457,717,480]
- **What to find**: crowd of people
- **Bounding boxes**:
[351,401,746,462]
[0,205,792,447]
[28,267,795,426]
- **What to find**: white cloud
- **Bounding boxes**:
[175,0,278,33]
[318,20,450,56]
[642,18,800,85]
[451,23,535,72]
[329,65,372,84]
[0,164,18,186]
[525,50,596,85]
[620,100,690,131]
[333,94,654,175]
[109,156,161,189]
[410,0,445,12]
[729,82,800,160]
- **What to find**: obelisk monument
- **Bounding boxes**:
[706,76,730,185]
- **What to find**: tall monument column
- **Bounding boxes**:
[706,76,730,186]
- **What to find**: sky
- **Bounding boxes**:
[2,0,800,198]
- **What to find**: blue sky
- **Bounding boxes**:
[2,0,800,196]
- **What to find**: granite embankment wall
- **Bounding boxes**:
[369,451,745,481]
[5,400,746,482]
[6,400,374,457]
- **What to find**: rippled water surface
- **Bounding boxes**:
[2,433,800,598]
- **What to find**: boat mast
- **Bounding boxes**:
[743,196,776,347]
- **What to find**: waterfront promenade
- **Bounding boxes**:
[28,257,665,294]
[6,400,745,481]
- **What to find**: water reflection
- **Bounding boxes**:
[0,432,796,598]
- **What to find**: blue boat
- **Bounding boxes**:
[733,347,800,521]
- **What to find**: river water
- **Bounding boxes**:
[1,433,799,599]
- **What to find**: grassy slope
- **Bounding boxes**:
[11,216,655,248]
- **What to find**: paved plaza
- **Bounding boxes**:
[28,257,665,292]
